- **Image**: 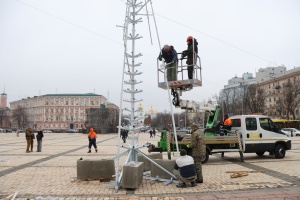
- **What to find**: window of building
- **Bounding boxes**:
[66,101,68,105]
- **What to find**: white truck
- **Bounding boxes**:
[230,115,291,159]
[151,100,292,164]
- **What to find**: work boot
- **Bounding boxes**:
[195,179,203,183]
[87,150,91,153]
[176,183,187,188]
[95,149,98,153]
[190,181,197,187]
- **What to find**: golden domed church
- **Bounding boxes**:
[145,106,158,119]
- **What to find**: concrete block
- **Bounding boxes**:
[77,159,115,180]
[121,161,144,189]
[138,153,163,171]
[150,159,175,179]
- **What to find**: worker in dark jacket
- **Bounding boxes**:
[173,149,197,188]
[181,36,198,79]
[158,45,178,81]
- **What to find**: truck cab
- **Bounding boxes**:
[230,115,292,158]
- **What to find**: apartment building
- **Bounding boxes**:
[10,93,107,130]
[256,67,300,119]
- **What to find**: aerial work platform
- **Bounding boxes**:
[157,54,202,106]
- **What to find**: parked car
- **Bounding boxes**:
[43,130,52,133]
[281,128,300,137]
[65,129,77,133]
[6,129,12,133]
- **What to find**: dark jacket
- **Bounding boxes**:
[36,131,44,141]
[158,46,178,63]
[182,38,198,59]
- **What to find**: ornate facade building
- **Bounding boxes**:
[10,93,107,130]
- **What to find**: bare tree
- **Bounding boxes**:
[0,108,9,128]
[11,105,28,129]
[281,79,300,119]
[244,85,266,114]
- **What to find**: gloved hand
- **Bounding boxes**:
[158,56,162,61]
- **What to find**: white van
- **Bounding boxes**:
[230,115,292,158]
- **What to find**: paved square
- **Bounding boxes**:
[0,132,300,199]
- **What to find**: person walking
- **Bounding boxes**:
[158,44,178,81]
[36,128,44,152]
[181,36,198,79]
[150,129,153,138]
[25,128,32,153]
[173,149,197,188]
[152,128,156,138]
[188,122,205,183]
[87,127,98,153]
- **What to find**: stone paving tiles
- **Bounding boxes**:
[0,133,300,199]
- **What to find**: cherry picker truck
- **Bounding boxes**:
[148,99,244,164]
[151,41,244,163]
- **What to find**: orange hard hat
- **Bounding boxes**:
[186,36,193,42]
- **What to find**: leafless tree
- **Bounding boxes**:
[0,108,9,128]
[281,79,300,119]
[11,105,28,129]
[244,85,266,114]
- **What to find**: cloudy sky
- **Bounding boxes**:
[1,0,300,113]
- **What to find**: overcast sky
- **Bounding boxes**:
[1,0,300,113]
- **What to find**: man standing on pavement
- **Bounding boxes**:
[189,122,205,183]
[25,128,32,153]
[173,149,197,188]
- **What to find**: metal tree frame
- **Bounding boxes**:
[114,0,179,191]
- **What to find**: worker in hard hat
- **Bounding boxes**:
[158,44,178,81]
[181,36,198,79]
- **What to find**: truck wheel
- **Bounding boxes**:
[274,144,286,159]
[256,151,265,156]
[201,151,209,164]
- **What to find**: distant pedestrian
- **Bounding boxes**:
[36,128,44,152]
[87,127,98,153]
[25,128,32,153]
[150,129,153,138]
[30,129,35,152]
[153,128,156,138]
[121,129,128,143]
[16,129,19,137]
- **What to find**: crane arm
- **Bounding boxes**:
[179,100,218,112]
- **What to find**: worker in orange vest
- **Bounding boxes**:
[223,114,232,130]
[87,127,98,153]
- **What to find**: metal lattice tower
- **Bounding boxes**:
[114,0,178,191]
